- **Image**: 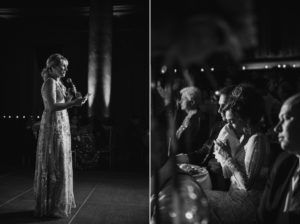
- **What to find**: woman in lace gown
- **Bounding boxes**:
[204,84,270,224]
[34,53,88,218]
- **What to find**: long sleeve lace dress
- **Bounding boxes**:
[204,132,269,224]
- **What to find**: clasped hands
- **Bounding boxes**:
[213,139,231,164]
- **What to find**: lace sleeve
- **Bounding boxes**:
[244,134,266,188]
[224,134,267,190]
[223,156,248,190]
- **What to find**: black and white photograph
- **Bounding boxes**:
[0,0,149,223]
[1,0,300,224]
[151,0,300,224]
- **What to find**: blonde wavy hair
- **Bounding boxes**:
[41,53,68,81]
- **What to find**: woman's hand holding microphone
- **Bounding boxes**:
[65,78,90,107]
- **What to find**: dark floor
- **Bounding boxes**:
[0,170,149,224]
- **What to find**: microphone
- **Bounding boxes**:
[66,78,77,95]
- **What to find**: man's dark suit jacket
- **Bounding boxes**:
[258,151,300,224]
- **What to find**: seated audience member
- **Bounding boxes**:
[174,86,202,154]
[176,85,235,164]
[204,84,270,224]
[176,85,235,190]
[258,92,300,224]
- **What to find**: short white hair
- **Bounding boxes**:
[180,86,201,106]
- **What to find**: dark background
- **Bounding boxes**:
[0,0,149,172]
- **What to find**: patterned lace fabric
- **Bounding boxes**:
[204,133,269,224]
[33,78,76,217]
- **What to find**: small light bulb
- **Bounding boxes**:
[161,65,167,74]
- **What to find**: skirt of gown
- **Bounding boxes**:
[204,184,262,224]
[33,109,76,217]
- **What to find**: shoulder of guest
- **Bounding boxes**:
[271,151,297,175]
[246,132,269,147]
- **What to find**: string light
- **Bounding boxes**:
[161,65,167,74]
[200,68,204,72]
[211,67,214,71]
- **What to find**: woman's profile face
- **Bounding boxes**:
[225,110,244,134]
[52,60,68,78]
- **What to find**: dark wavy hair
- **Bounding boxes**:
[223,83,264,126]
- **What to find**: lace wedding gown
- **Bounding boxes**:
[205,132,269,224]
[34,77,76,217]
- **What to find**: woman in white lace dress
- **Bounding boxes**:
[34,54,88,218]
[205,84,270,224]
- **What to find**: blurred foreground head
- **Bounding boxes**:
[152,0,257,67]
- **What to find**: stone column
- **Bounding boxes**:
[88,0,112,122]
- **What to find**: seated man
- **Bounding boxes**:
[258,92,300,224]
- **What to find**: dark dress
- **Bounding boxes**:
[175,110,202,154]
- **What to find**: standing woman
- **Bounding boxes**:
[34,53,87,218]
